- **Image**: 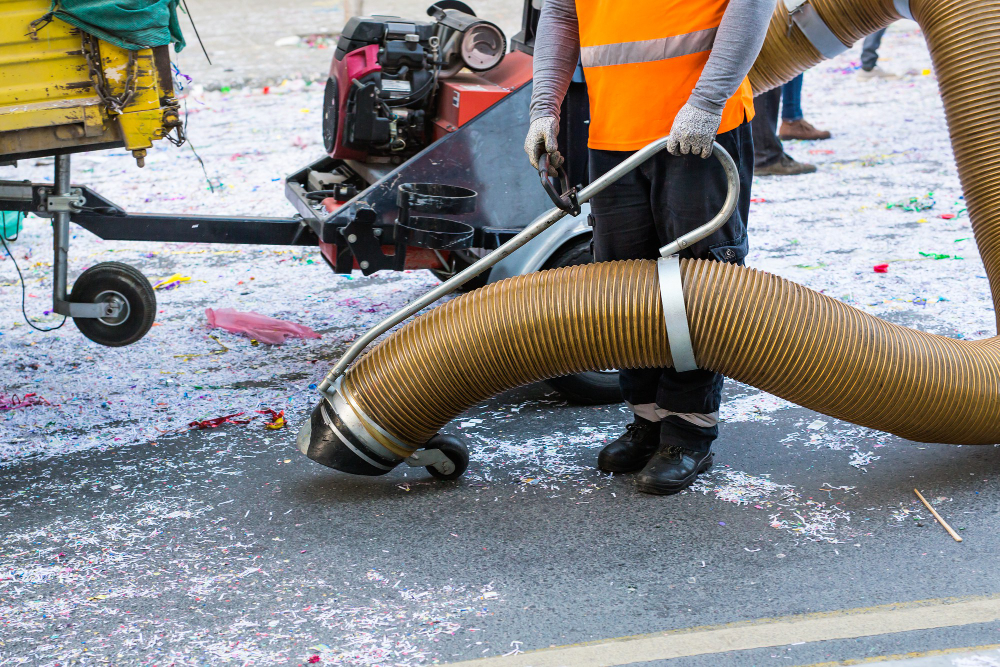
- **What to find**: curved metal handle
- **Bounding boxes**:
[658,143,740,257]
[537,153,581,216]
[317,137,735,393]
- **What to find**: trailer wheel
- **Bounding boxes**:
[70,262,156,347]
[425,434,470,480]
[541,236,624,405]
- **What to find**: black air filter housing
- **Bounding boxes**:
[335,16,437,61]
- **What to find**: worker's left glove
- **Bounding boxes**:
[667,104,723,159]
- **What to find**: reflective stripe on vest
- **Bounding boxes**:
[580,27,718,68]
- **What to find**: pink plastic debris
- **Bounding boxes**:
[205,308,320,344]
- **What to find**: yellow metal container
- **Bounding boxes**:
[0,0,181,166]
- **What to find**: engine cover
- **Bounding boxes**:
[323,8,507,162]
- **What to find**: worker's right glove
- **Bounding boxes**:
[667,103,723,159]
[524,116,563,176]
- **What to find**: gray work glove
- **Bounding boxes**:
[667,103,723,159]
[524,116,563,176]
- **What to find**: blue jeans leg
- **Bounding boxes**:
[781,74,804,122]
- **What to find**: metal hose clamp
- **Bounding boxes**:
[784,0,850,58]
[657,256,698,372]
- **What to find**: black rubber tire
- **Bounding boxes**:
[540,236,624,405]
[70,262,156,347]
[425,434,470,481]
[544,370,623,406]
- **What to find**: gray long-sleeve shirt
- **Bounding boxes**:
[529,0,775,125]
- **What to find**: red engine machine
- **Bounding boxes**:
[20,0,612,403]
[324,2,512,163]
[304,2,538,277]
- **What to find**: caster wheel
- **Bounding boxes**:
[425,434,469,481]
[70,262,156,347]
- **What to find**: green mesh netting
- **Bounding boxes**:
[42,0,186,52]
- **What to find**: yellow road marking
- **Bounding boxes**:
[443,595,1000,667]
[795,643,1000,666]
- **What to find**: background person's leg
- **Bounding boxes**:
[751,88,783,169]
[752,88,818,176]
[781,74,803,122]
[778,74,832,141]
[861,28,886,72]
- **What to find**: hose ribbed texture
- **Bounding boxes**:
[335,0,1000,448]
[346,261,670,445]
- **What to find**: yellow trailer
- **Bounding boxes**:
[0,0,182,166]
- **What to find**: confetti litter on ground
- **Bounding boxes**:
[720,389,794,423]
[690,469,853,544]
[0,498,500,666]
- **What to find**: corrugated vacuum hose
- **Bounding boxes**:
[298,0,1000,477]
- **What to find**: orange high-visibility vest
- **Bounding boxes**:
[575,0,755,151]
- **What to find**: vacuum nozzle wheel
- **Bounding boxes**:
[424,434,469,480]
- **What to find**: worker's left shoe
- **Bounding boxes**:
[778,119,832,141]
[598,415,661,473]
[635,417,715,496]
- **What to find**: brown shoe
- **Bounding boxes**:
[755,154,817,176]
[778,118,832,141]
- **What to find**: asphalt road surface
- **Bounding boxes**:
[3,377,999,665]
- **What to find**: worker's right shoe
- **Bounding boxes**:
[755,154,817,176]
[598,415,661,473]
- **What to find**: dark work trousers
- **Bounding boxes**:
[588,121,754,447]
[751,87,784,168]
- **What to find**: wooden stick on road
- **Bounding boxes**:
[914,488,963,542]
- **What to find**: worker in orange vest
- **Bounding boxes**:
[526,0,772,495]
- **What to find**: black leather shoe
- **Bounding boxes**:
[635,416,716,495]
[597,416,660,473]
[635,445,713,495]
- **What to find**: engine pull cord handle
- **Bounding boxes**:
[316,139,738,394]
[537,153,581,217]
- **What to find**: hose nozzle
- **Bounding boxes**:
[296,380,409,475]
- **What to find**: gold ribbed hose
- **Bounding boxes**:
[346,260,1000,447]
[326,0,1000,453]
